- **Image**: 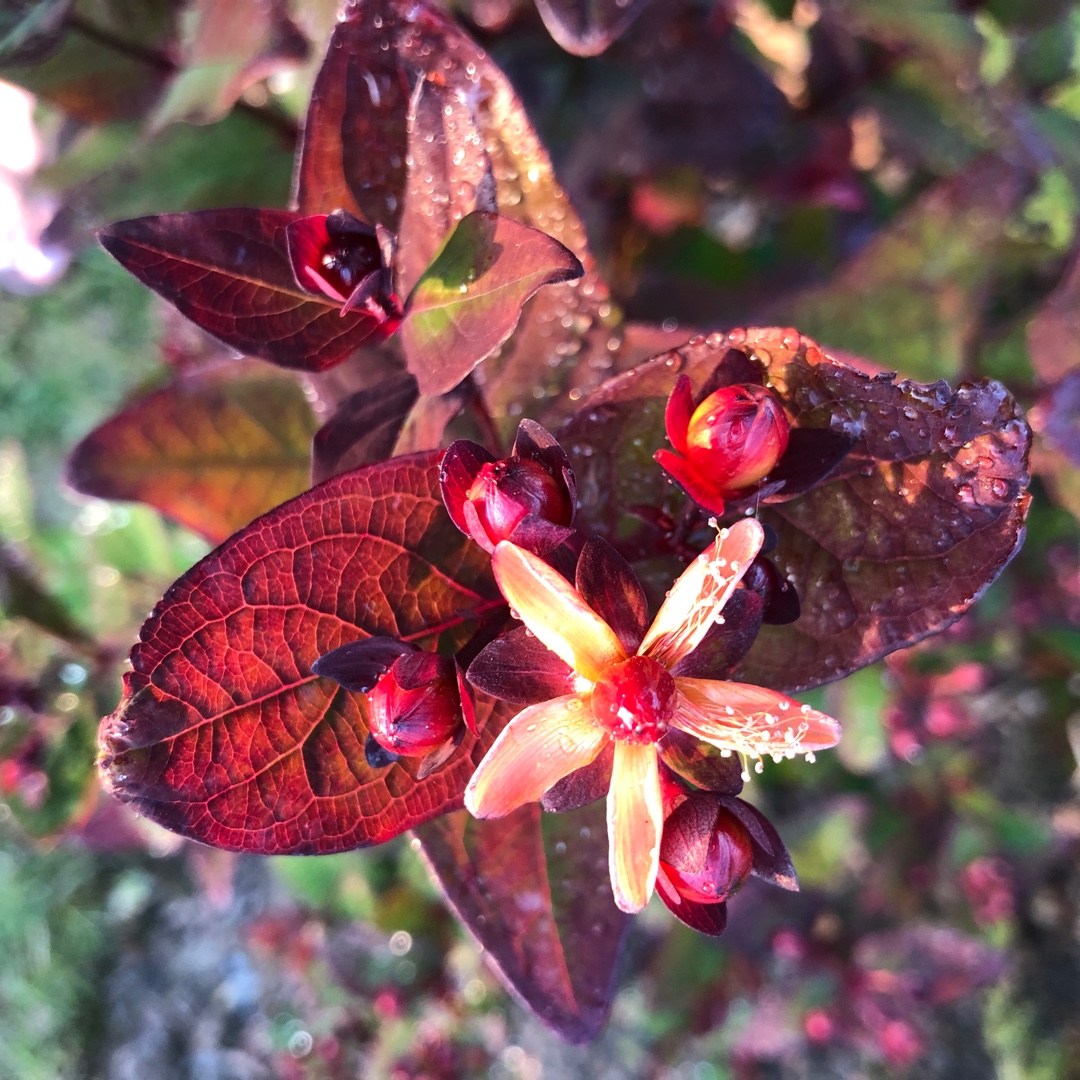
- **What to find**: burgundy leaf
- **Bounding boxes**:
[397,76,495,297]
[575,537,649,655]
[400,211,585,396]
[310,372,420,484]
[541,743,614,813]
[718,795,798,891]
[97,452,505,854]
[466,626,574,705]
[415,798,629,1044]
[99,209,399,372]
[561,328,1031,692]
[534,0,652,56]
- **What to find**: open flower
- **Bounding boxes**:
[464,517,841,913]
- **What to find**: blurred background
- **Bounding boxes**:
[1,0,1079,1076]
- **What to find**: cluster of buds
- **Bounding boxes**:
[313,637,474,778]
[285,209,402,326]
[440,420,576,556]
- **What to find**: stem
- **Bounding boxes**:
[465,375,505,456]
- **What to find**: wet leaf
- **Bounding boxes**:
[97,452,505,853]
[67,363,318,545]
[534,0,651,56]
[400,211,584,396]
[396,77,494,298]
[562,328,1031,692]
[98,209,399,372]
[310,372,419,484]
[415,798,629,1044]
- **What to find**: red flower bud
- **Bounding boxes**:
[466,457,573,549]
[440,420,577,556]
[659,793,754,905]
[368,652,467,757]
[655,377,790,516]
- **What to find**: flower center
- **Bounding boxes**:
[591,655,677,744]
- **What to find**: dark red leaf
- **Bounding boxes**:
[561,328,1031,693]
[400,211,584,396]
[67,363,318,545]
[396,77,495,297]
[99,209,399,373]
[310,373,420,484]
[534,0,652,56]
[414,798,629,1044]
[466,626,574,706]
[658,728,745,796]
[718,795,798,891]
[575,538,649,655]
[97,452,505,854]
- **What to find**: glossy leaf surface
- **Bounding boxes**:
[68,365,318,545]
[415,798,629,1044]
[534,0,652,56]
[98,453,504,853]
[400,211,584,396]
[562,328,1031,692]
[99,209,397,372]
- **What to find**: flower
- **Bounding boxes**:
[463,517,841,913]
[313,637,474,778]
[440,420,576,555]
[655,377,790,517]
[285,209,402,324]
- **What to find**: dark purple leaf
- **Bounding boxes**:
[312,637,414,693]
[670,588,764,680]
[575,537,649,654]
[466,626,573,705]
[718,795,798,891]
[542,743,614,813]
[659,728,745,796]
[311,373,420,484]
[400,211,584,396]
[561,328,1031,692]
[414,798,629,1044]
[99,209,400,372]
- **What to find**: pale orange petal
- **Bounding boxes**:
[464,695,607,818]
[492,540,626,681]
[606,741,663,914]
[674,678,842,764]
[639,518,764,668]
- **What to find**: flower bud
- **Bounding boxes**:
[659,793,754,905]
[441,420,577,556]
[465,457,573,548]
[368,652,467,757]
[655,377,790,516]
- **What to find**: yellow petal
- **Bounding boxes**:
[464,695,606,818]
[640,517,764,668]
[674,678,842,762]
[606,741,663,913]
[492,541,626,681]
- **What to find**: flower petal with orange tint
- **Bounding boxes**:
[674,678,842,761]
[464,695,607,818]
[492,541,626,681]
[607,741,663,913]
[640,518,764,668]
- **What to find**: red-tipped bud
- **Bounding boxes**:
[659,793,754,905]
[368,652,467,757]
[440,420,577,556]
[656,379,790,515]
[466,457,573,548]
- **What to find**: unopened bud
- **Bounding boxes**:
[368,652,466,756]
[659,794,754,905]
